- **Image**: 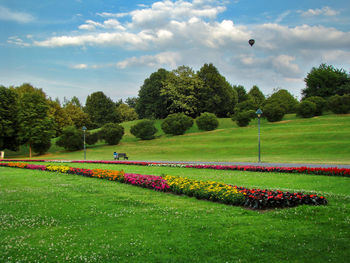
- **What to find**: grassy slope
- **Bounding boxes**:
[5,113,350,164]
[1,164,349,262]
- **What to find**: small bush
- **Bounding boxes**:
[235,111,251,127]
[263,103,285,122]
[328,94,350,114]
[100,123,124,145]
[196,112,219,131]
[56,126,83,151]
[161,113,193,135]
[297,101,316,118]
[304,96,326,116]
[130,120,157,140]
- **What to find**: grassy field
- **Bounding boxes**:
[5,113,350,164]
[1,163,349,262]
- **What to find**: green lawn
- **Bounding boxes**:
[5,113,350,164]
[1,163,349,262]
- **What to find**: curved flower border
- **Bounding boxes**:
[1,159,349,177]
[0,162,328,209]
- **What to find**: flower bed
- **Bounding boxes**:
[1,159,348,177]
[1,162,328,209]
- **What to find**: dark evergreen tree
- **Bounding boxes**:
[265,89,299,113]
[233,85,249,103]
[197,63,237,117]
[84,91,120,127]
[248,85,265,108]
[136,68,169,119]
[0,86,20,151]
[302,64,350,98]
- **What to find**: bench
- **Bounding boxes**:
[114,153,129,160]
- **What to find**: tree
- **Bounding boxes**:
[130,120,158,140]
[296,101,316,118]
[125,97,138,109]
[63,102,92,129]
[234,111,252,127]
[262,103,285,122]
[197,63,237,117]
[136,68,169,119]
[117,103,138,122]
[0,86,20,151]
[17,93,55,157]
[196,112,219,131]
[265,89,299,113]
[233,85,249,103]
[56,126,84,151]
[303,96,326,116]
[48,99,73,136]
[328,94,350,114]
[100,123,124,145]
[302,64,350,98]
[248,85,265,108]
[161,66,204,117]
[84,91,120,127]
[161,113,193,135]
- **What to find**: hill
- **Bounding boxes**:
[4,114,350,164]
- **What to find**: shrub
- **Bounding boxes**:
[328,94,350,114]
[304,96,326,116]
[196,112,219,131]
[85,132,99,145]
[297,101,316,118]
[100,123,124,145]
[130,120,157,140]
[262,103,285,122]
[56,126,83,151]
[235,111,251,127]
[161,113,193,135]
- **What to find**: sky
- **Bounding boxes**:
[1,0,350,104]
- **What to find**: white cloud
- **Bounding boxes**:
[71,64,88,69]
[79,19,125,31]
[299,6,339,17]
[7,36,30,47]
[116,52,180,69]
[0,6,34,23]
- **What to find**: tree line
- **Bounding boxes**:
[1,63,349,156]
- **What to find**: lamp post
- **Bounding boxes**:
[256,109,263,163]
[82,126,87,160]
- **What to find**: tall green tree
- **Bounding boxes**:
[136,68,169,119]
[17,93,55,157]
[63,102,92,129]
[197,63,237,117]
[248,85,265,108]
[265,89,299,113]
[302,64,350,98]
[84,91,120,127]
[48,99,73,136]
[233,85,249,103]
[161,66,204,117]
[0,86,20,151]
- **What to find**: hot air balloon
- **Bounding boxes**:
[248,39,255,46]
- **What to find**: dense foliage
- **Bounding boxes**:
[234,111,252,127]
[265,89,299,114]
[303,64,350,98]
[297,101,316,118]
[303,96,326,116]
[100,123,124,145]
[328,94,350,114]
[130,119,158,140]
[161,113,193,135]
[0,86,19,151]
[84,91,120,127]
[56,126,84,151]
[196,112,219,131]
[262,103,285,122]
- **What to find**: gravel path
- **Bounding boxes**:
[130,160,350,169]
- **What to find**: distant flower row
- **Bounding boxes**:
[1,159,349,177]
[0,162,328,209]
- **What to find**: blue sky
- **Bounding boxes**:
[1,0,349,103]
